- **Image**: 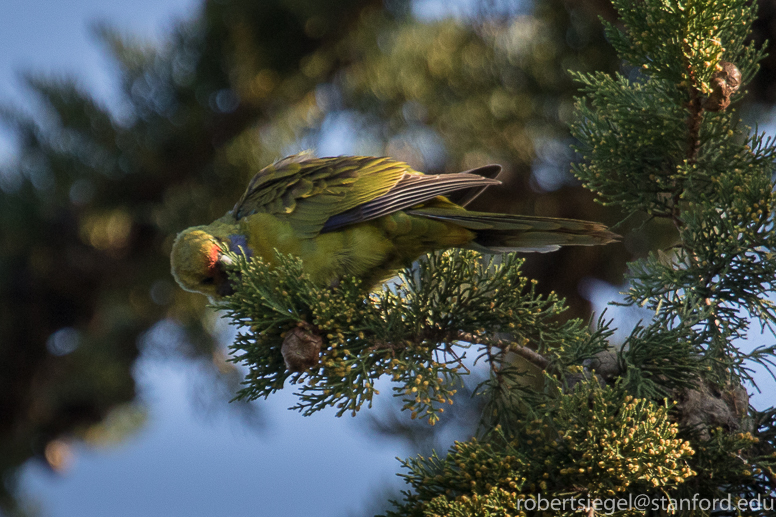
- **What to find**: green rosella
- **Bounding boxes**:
[171,154,618,299]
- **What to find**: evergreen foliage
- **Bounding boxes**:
[223,249,593,424]
[570,0,776,393]
[386,385,695,517]
[2,0,776,514]
[0,0,625,511]
[220,0,776,514]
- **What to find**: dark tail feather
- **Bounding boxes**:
[445,164,503,207]
[408,208,620,253]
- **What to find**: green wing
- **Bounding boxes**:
[232,154,502,239]
[232,154,408,239]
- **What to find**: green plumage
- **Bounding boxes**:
[170,154,619,298]
[232,155,408,239]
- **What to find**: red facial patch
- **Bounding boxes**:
[204,243,220,274]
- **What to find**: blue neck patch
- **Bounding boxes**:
[228,235,253,258]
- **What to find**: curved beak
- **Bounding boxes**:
[214,252,238,297]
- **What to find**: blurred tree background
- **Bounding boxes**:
[1,0,775,514]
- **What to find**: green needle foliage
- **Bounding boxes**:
[386,384,696,517]
[219,0,776,515]
[4,0,776,513]
[223,249,591,424]
[571,0,776,387]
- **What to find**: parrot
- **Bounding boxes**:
[170,154,619,300]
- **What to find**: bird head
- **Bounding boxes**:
[170,226,238,299]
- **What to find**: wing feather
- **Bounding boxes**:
[320,169,501,232]
[232,153,503,239]
[232,154,407,238]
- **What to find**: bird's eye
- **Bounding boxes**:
[201,277,215,285]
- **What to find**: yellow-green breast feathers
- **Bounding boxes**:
[170,154,619,298]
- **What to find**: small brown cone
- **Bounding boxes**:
[281,323,322,372]
[705,61,742,112]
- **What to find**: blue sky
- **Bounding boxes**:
[21,355,411,517]
[0,0,197,163]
